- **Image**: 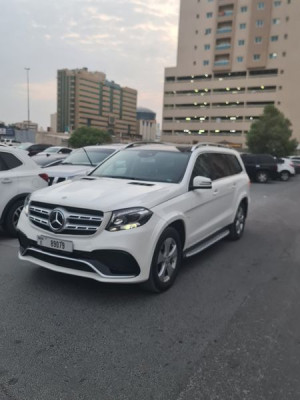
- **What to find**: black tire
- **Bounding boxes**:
[256,170,269,183]
[228,203,246,241]
[280,170,290,182]
[142,227,182,293]
[4,199,24,237]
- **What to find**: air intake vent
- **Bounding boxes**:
[128,182,154,187]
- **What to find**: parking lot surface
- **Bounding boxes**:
[0,178,300,400]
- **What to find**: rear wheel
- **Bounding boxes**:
[143,227,182,293]
[256,170,269,183]
[5,199,24,237]
[228,203,246,241]
[280,171,290,182]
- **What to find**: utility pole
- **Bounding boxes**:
[24,67,30,130]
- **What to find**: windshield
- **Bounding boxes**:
[18,143,32,150]
[61,148,115,166]
[42,147,61,153]
[91,149,191,183]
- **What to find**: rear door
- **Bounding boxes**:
[0,152,22,218]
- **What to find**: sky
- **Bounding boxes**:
[0,0,180,129]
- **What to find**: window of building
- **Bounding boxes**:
[238,39,245,46]
[203,60,210,66]
[205,28,212,35]
[274,0,281,6]
[284,34,288,39]
[269,52,278,59]
[196,14,200,19]
[253,54,261,61]
[241,6,248,12]
[204,44,210,50]
[237,56,244,63]
[257,2,265,9]
[273,18,280,24]
[194,45,198,50]
[256,20,264,27]
[271,35,279,41]
[206,12,213,18]
[240,23,246,29]
[255,36,262,43]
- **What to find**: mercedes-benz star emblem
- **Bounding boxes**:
[49,209,66,232]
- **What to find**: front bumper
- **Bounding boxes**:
[17,210,164,284]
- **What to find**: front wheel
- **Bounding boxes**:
[228,204,246,241]
[142,227,182,293]
[4,199,24,237]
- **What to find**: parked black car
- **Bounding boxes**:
[241,153,278,183]
[18,143,52,157]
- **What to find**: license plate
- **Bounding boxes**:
[37,235,73,253]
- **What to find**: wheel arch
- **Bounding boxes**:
[168,219,186,250]
[0,193,30,225]
[240,197,249,218]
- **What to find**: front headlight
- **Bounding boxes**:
[106,207,153,232]
[24,195,31,217]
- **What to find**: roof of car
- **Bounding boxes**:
[123,142,238,153]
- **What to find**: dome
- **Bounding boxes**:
[137,107,156,121]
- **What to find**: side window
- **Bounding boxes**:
[190,153,212,184]
[0,155,8,171]
[61,148,72,154]
[207,153,231,180]
[225,154,243,175]
[0,152,22,170]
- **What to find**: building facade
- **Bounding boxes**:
[57,68,138,139]
[136,107,157,141]
[162,0,300,147]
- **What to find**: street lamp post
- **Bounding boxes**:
[24,67,30,130]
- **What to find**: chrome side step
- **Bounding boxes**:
[184,229,230,258]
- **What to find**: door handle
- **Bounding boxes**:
[1,178,12,184]
[213,189,218,196]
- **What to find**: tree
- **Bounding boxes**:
[68,126,112,148]
[246,105,298,157]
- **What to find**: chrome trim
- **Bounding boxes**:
[24,247,136,280]
[185,230,229,258]
[29,203,103,235]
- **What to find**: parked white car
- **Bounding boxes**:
[32,146,72,167]
[43,144,128,185]
[0,147,48,236]
[276,157,296,181]
[17,143,250,292]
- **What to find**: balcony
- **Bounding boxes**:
[215,43,231,50]
[217,27,232,34]
[218,10,234,17]
[214,59,230,66]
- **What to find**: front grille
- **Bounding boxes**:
[29,201,103,235]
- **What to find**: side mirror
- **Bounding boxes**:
[192,176,212,190]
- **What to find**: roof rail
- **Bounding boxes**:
[191,142,230,151]
[124,141,170,149]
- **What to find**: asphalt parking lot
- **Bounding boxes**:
[0,177,300,400]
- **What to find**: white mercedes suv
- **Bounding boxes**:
[17,143,250,292]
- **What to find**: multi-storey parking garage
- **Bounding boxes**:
[162,0,300,148]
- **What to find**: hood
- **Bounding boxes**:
[42,165,93,178]
[31,177,182,212]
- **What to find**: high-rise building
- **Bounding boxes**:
[57,68,137,138]
[163,0,300,148]
[136,107,157,141]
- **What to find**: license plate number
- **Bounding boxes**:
[37,236,73,253]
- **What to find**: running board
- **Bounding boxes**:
[184,229,230,258]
